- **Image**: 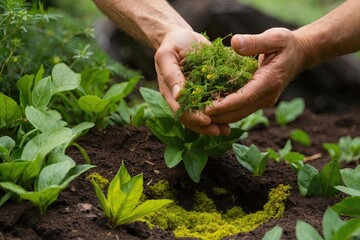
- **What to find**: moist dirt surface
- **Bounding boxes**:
[1,107,360,240]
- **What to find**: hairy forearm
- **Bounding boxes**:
[294,0,360,68]
[92,0,192,49]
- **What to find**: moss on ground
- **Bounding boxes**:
[144,181,291,240]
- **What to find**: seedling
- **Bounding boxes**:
[290,129,312,147]
[176,35,258,118]
[323,136,360,163]
[275,98,305,126]
[297,159,342,197]
[90,162,172,228]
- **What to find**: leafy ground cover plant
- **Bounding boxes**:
[176,35,258,118]
[297,159,342,197]
[140,87,244,182]
[323,136,360,164]
[90,162,172,228]
[275,97,305,126]
[290,128,312,146]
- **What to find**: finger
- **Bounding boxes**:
[154,48,185,100]
[231,28,291,56]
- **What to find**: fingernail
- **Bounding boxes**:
[236,36,245,50]
[172,84,180,99]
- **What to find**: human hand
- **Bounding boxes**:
[204,28,308,123]
[155,28,231,135]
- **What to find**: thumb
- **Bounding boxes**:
[231,28,289,56]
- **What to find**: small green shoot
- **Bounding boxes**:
[232,143,269,176]
[290,129,312,147]
[176,35,258,118]
[275,98,305,126]
[323,136,360,163]
[267,139,305,171]
[230,109,269,131]
[297,159,342,197]
[90,162,172,228]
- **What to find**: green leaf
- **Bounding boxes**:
[291,129,312,146]
[51,63,81,94]
[275,98,305,126]
[182,148,208,182]
[146,117,184,146]
[104,77,140,101]
[318,160,341,197]
[295,220,323,240]
[340,165,360,191]
[333,218,360,240]
[91,178,110,217]
[32,76,52,109]
[233,143,268,176]
[0,93,22,125]
[164,144,184,168]
[0,160,29,183]
[80,68,110,95]
[78,95,110,114]
[332,196,360,217]
[17,74,34,108]
[139,87,173,117]
[334,186,360,197]
[322,208,344,240]
[297,164,319,196]
[21,127,73,160]
[116,199,172,226]
[0,136,15,162]
[231,110,269,131]
[25,106,67,132]
[262,226,283,240]
[116,174,143,218]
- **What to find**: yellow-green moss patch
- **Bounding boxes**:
[143,182,291,240]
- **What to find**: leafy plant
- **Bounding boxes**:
[232,143,269,176]
[290,128,312,147]
[0,152,94,214]
[297,159,342,197]
[267,139,305,171]
[275,98,305,126]
[323,136,360,163]
[140,87,244,182]
[176,35,258,118]
[90,162,172,228]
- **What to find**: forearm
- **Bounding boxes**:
[92,0,193,49]
[294,0,360,68]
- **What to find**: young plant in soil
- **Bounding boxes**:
[176,35,258,118]
[90,162,172,228]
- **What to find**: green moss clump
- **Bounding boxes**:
[143,183,291,240]
[86,172,109,190]
[148,180,176,200]
[212,187,228,196]
[176,35,258,118]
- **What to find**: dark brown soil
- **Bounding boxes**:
[1,107,359,240]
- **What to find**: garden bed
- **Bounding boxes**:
[1,107,359,240]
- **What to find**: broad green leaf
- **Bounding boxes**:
[233,143,268,176]
[36,156,75,191]
[340,165,360,191]
[70,122,95,141]
[291,129,312,146]
[119,162,131,185]
[275,98,305,126]
[146,117,184,146]
[231,110,269,131]
[184,128,200,143]
[139,87,173,117]
[17,74,34,108]
[0,160,29,182]
[318,160,341,197]
[18,154,43,187]
[279,140,292,159]
[116,174,143,218]
[334,186,360,197]
[262,226,283,240]
[164,144,184,168]
[333,218,360,240]
[323,143,340,161]
[297,164,319,196]
[332,196,360,217]
[25,106,66,132]
[322,208,344,240]
[107,167,123,215]
[116,199,172,226]
[32,76,52,109]
[78,95,110,114]
[0,93,22,124]
[60,164,95,188]
[182,148,208,183]
[51,63,81,93]
[295,220,323,240]
[91,179,110,217]
[195,128,244,156]
[104,77,140,101]
[0,136,15,162]
[21,127,73,160]
[81,68,110,96]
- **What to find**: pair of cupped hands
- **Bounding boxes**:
[154,28,309,135]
